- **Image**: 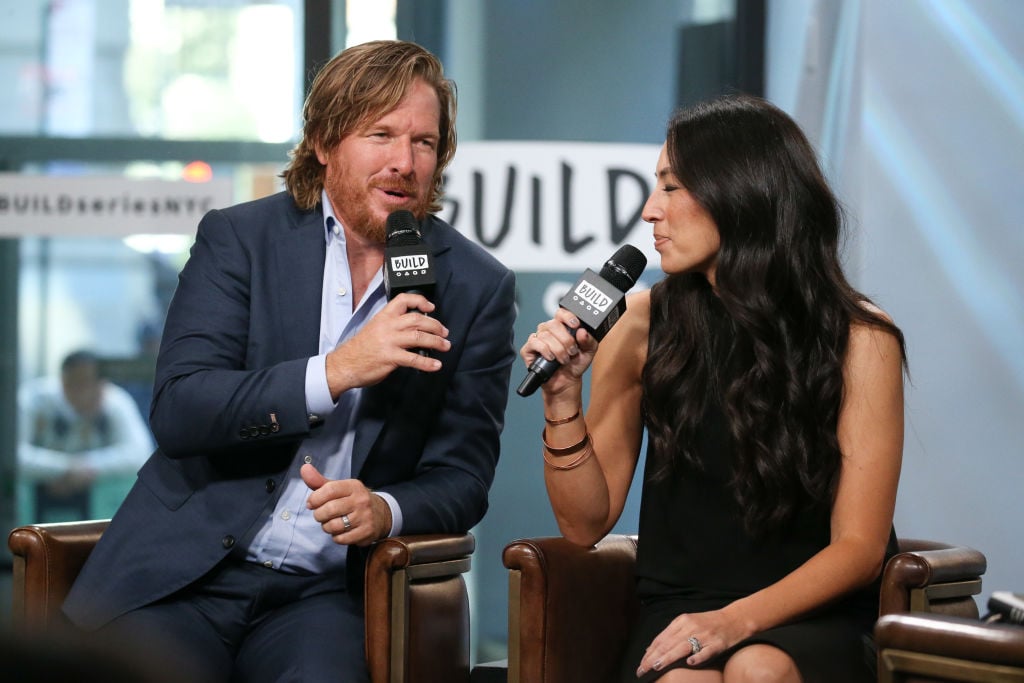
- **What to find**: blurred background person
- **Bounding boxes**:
[17,349,155,523]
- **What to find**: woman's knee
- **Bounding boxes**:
[722,644,802,683]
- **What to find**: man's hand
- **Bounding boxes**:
[325,293,450,399]
[45,465,96,497]
[301,463,393,546]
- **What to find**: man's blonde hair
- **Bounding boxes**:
[281,40,457,212]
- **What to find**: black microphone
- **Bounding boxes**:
[516,244,648,397]
[384,210,436,356]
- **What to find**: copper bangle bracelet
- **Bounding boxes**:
[543,440,593,470]
[541,429,589,456]
[544,410,581,426]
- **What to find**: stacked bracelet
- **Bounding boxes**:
[544,410,581,426]
[541,429,589,455]
[543,438,593,470]
[541,428,594,470]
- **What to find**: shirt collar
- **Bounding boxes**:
[321,189,343,244]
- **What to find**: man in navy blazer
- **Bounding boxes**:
[62,40,516,682]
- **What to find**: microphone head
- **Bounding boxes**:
[599,244,648,292]
[385,210,422,247]
[384,210,435,302]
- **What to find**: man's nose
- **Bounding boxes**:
[388,138,415,175]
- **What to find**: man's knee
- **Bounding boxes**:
[98,606,230,682]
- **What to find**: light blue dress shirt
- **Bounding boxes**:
[243,192,403,574]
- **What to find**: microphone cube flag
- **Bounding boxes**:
[559,269,627,341]
[384,244,435,299]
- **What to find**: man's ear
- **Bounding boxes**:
[314,142,328,165]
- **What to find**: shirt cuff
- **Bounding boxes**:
[373,490,404,537]
[305,354,336,418]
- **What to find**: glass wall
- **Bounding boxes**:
[1,0,307,527]
[2,0,302,140]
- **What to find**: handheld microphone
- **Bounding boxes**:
[384,210,436,356]
[384,210,435,300]
[516,244,648,397]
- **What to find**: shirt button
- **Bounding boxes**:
[337,287,347,296]
[303,454,313,464]
[281,510,291,521]
[263,560,273,568]
[332,223,340,236]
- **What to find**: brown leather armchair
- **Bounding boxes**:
[8,520,476,683]
[501,534,987,683]
[875,613,1024,682]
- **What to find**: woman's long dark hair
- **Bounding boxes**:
[642,94,906,535]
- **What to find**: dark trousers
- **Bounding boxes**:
[98,558,367,683]
[34,483,90,522]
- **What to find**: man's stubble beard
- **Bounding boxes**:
[324,170,432,244]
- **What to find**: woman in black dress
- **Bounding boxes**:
[519,94,906,682]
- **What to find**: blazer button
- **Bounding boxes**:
[265,479,276,493]
[222,535,235,549]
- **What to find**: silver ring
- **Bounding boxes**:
[688,636,702,655]
[341,514,352,530]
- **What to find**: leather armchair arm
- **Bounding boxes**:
[7,520,111,631]
[503,534,639,683]
[877,613,1024,665]
[875,613,1024,681]
[880,539,986,617]
[364,533,475,683]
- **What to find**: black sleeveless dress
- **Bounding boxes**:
[619,293,895,682]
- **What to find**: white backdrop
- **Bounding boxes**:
[768,0,1023,602]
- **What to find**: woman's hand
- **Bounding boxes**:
[519,308,599,396]
[635,607,753,676]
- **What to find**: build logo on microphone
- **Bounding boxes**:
[389,253,430,277]
[571,276,613,313]
[558,268,627,340]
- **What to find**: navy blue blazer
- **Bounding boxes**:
[63,192,517,630]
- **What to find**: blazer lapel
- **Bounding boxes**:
[279,206,327,359]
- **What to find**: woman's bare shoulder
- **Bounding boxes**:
[848,301,902,370]
[619,289,651,342]
[598,289,651,368]
[624,289,652,325]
